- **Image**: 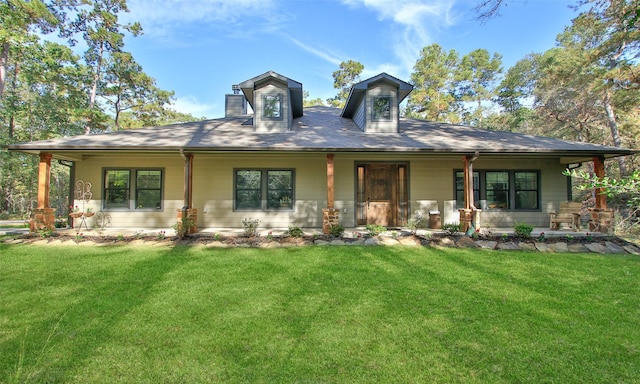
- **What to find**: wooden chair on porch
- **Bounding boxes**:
[549,202,582,231]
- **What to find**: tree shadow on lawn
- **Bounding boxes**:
[2,246,194,383]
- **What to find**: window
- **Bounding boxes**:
[263,95,282,119]
[453,170,540,211]
[104,169,163,210]
[235,169,294,210]
[372,96,391,120]
[455,171,480,209]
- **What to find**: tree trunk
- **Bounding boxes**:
[603,87,627,175]
[0,41,9,100]
[85,43,104,135]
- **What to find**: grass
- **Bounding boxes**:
[1,244,639,383]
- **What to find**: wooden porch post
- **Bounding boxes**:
[593,156,606,210]
[323,154,339,234]
[31,152,56,232]
[327,154,334,209]
[178,152,197,234]
[37,152,52,209]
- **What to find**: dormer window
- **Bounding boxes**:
[372,96,392,120]
[263,94,282,119]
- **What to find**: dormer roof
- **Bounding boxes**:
[238,70,304,118]
[341,72,413,118]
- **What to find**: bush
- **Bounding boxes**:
[285,226,304,238]
[329,224,344,237]
[442,223,461,235]
[241,218,260,237]
[514,222,534,238]
[366,224,386,236]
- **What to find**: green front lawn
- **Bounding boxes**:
[1,244,639,383]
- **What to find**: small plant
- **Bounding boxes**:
[38,228,53,238]
[285,226,304,238]
[442,223,461,235]
[157,230,166,240]
[329,224,344,237]
[116,234,125,241]
[565,234,574,242]
[213,233,222,241]
[173,216,196,238]
[74,231,84,242]
[502,233,509,241]
[537,232,546,242]
[514,222,534,238]
[391,230,398,239]
[242,218,260,237]
[266,231,273,241]
[471,231,479,240]
[585,232,593,242]
[406,211,423,233]
[366,224,386,236]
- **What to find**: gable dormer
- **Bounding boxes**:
[341,73,413,133]
[238,71,303,132]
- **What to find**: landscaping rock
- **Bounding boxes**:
[518,242,536,251]
[623,244,640,255]
[568,243,590,253]
[380,237,400,246]
[605,241,626,254]
[364,238,380,246]
[315,240,330,246]
[330,239,346,246]
[398,237,419,246]
[259,241,281,248]
[457,237,479,248]
[550,242,569,253]
[534,242,553,252]
[437,237,456,247]
[497,242,520,250]
[584,243,610,254]
[476,240,497,249]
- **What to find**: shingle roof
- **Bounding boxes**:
[7,106,636,160]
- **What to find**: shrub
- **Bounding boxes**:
[241,218,260,237]
[406,211,423,233]
[285,226,304,238]
[366,224,386,236]
[441,223,461,235]
[329,224,344,237]
[514,222,534,238]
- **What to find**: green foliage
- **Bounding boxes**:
[285,226,304,238]
[405,211,423,233]
[366,224,386,236]
[442,222,461,235]
[326,60,363,108]
[241,218,260,237]
[329,224,344,237]
[514,222,534,238]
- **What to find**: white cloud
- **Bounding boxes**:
[288,37,343,66]
[124,0,280,38]
[341,0,458,77]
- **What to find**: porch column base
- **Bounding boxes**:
[176,209,198,234]
[459,209,481,234]
[588,208,614,234]
[322,208,340,234]
[30,208,56,233]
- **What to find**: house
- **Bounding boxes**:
[7,71,637,233]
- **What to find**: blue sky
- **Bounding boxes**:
[120,0,578,118]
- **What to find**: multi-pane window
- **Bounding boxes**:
[455,171,480,209]
[235,169,294,210]
[104,169,163,210]
[372,96,391,120]
[263,95,282,119]
[454,170,540,211]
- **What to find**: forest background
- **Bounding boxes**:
[1,0,639,232]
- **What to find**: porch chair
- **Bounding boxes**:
[549,202,582,231]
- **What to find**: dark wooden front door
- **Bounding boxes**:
[356,163,408,227]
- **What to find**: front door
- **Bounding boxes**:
[356,163,408,227]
